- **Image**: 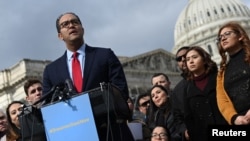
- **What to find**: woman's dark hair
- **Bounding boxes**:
[6,101,25,140]
[185,46,217,80]
[146,85,171,129]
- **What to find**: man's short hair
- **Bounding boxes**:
[56,12,82,33]
[135,92,150,110]
[151,73,170,84]
[24,79,42,96]
[176,46,190,56]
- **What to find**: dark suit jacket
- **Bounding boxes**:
[42,45,129,98]
[42,45,134,141]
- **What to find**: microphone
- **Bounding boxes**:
[18,104,32,116]
[65,79,74,93]
[34,80,76,107]
[18,104,26,116]
[32,85,56,106]
[55,82,66,91]
[50,83,66,103]
[33,83,64,106]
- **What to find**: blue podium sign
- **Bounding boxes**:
[41,93,99,141]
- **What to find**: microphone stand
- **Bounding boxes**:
[50,85,63,103]
[33,85,57,107]
[50,80,76,104]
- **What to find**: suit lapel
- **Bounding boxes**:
[83,45,96,90]
[60,52,71,81]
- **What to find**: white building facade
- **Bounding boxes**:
[172,0,250,65]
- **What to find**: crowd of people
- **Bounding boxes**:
[0,12,250,141]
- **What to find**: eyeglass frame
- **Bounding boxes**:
[139,100,150,107]
[216,30,236,42]
[175,54,185,62]
[59,19,81,29]
[151,133,168,139]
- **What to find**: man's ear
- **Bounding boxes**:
[58,33,64,40]
[26,96,30,102]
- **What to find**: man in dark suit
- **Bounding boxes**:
[42,12,134,141]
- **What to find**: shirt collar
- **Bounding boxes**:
[67,44,86,61]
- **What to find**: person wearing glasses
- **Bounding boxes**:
[171,46,190,141]
[184,46,227,141]
[151,125,170,141]
[42,12,134,141]
[130,93,151,140]
[216,21,250,125]
[172,46,190,140]
[0,109,8,141]
[136,93,151,116]
[147,85,181,141]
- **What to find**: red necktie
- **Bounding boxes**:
[72,52,83,93]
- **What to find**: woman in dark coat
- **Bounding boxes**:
[184,46,227,141]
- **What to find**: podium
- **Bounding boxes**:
[41,83,130,141]
[80,83,130,123]
[41,93,99,141]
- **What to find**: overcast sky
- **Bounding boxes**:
[0,0,249,71]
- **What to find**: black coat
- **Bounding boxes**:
[171,78,188,140]
[184,71,227,141]
[147,104,182,141]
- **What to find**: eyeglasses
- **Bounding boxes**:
[60,19,81,29]
[151,133,167,139]
[216,30,235,42]
[175,55,185,62]
[140,100,150,107]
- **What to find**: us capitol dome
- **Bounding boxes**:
[172,0,250,65]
